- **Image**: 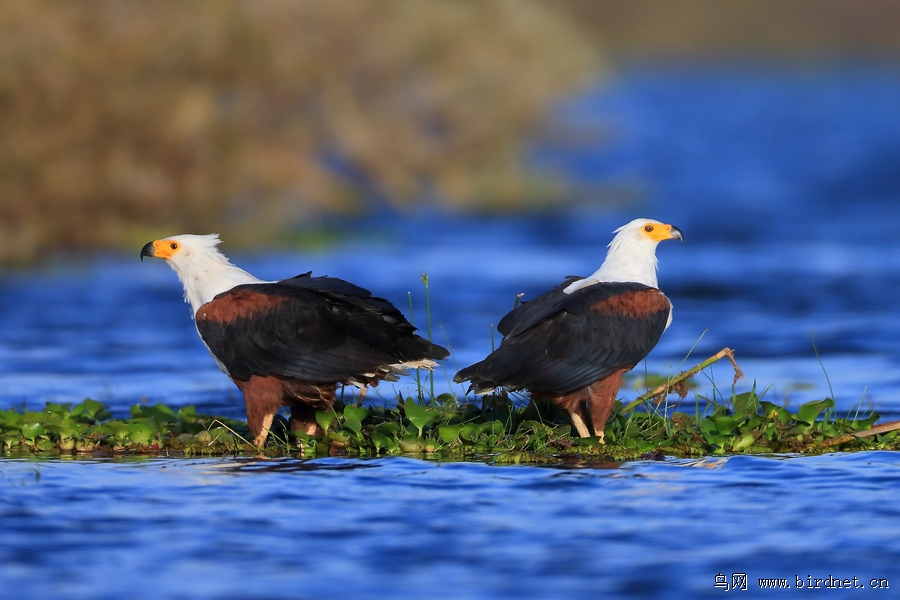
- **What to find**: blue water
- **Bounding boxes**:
[2,454,899,599]
[3,66,900,597]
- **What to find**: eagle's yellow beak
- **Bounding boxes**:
[140,239,181,261]
[645,223,684,243]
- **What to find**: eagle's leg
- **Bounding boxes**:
[537,387,593,439]
[254,413,276,447]
[235,376,285,447]
[568,409,592,438]
[586,369,628,444]
[285,382,337,440]
[289,403,319,437]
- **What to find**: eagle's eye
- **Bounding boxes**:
[170,242,179,250]
[644,224,654,233]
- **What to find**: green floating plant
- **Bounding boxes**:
[1,379,899,463]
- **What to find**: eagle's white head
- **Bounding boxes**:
[565,218,683,293]
[141,233,264,316]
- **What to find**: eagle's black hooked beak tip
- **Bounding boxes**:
[140,241,155,262]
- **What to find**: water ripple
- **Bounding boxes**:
[1,452,899,599]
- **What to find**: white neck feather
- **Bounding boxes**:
[564,226,661,294]
[589,234,660,287]
[167,247,266,317]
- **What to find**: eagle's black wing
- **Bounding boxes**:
[455,281,670,394]
[196,273,448,382]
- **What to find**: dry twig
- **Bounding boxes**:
[822,420,900,448]
[620,348,743,414]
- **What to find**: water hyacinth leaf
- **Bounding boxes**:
[713,416,741,435]
[372,422,400,452]
[517,421,554,445]
[476,421,505,437]
[49,422,80,440]
[370,430,387,452]
[128,423,155,445]
[850,413,880,430]
[340,406,368,437]
[343,417,362,436]
[434,393,456,405]
[81,399,107,420]
[398,439,423,453]
[20,411,44,423]
[290,429,313,444]
[315,411,335,433]
[193,430,212,444]
[208,427,233,443]
[178,405,198,419]
[438,424,465,444]
[732,432,756,451]
[516,420,546,435]
[699,417,720,437]
[572,434,603,446]
[699,432,728,450]
[732,391,759,417]
[107,423,132,439]
[401,423,420,439]
[760,401,791,423]
[21,422,47,441]
[31,438,54,452]
[743,415,764,430]
[328,430,351,444]
[44,402,71,416]
[0,409,20,428]
[374,422,399,438]
[342,417,363,437]
[82,399,104,416]
[144,404,178,422]
[796,399,834,425]
[458,423,480,443]
[371,430,398,453]
[343,405,369,424]
[404,400,438,437]
[655,436,677,448]
[878,429,900,442]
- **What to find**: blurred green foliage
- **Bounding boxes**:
[0,0,598,263]
[564,0,900,59]
[2,0,898,264]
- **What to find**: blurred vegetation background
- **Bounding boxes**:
[2,0,899,264]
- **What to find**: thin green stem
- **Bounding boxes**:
[421,273,435,402]
[810,332,835,402]
[408,291,423,402]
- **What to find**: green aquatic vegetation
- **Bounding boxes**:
[0,345,896,461]
[2,384,899,462]
[0,401,248,456]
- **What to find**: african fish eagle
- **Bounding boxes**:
[141,234,449,446]
[453,218,682,443]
